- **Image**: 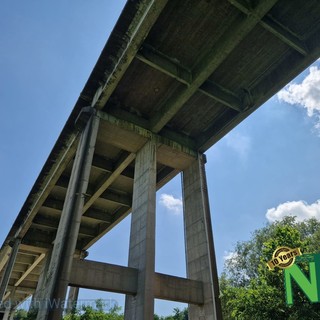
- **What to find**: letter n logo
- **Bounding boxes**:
[284,253,320,305]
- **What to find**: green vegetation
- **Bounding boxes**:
[220,216,320,319]
[15,216,320,319]
[13,300,188,320]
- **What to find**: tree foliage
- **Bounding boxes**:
[221,217,320,319]
[63,299,123,320]
[12,309,28,320]
[154,307,188,320]
[13,301,188,320]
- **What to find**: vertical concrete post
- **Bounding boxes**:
[8,310,15,320]
[182,154,222,320]
[0,239,21,304]
[66,250,86,315]
[36,109,100,320]
[65,287,79,315]
[125,140,157,320]
[6,287,16,320]
[29,250,52,315]
[2,308,10,320]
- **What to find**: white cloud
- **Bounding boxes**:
[266,199,320,222]
[225,131,251,160]
[159,193,182,214]
[277,66,320,117]
[223,251,238,262]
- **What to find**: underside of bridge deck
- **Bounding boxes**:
[1,0,320,319]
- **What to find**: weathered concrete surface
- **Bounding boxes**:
[69,259,203,305]
[154,272,203,305]
[125,140,157,320]
[70,260,138,295]
[65,286,80,315]
[29,250,52,313]
[36,112,100,320]
[182,155,222,319]
[0,239,20,304]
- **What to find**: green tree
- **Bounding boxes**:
[14,303,189,320]
[153,307,188,320]
[12,309,28,320]
[221,217,320,319]
[63,299,124,320]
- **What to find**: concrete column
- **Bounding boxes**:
[65,286,79,315]
[29,250,52,314]
[2,308,9,320]
[0,239,21,304]
[125,140,157,320]
[6,287,16,320]
[8,311,15,320]
[36,110,100,320]
[66,250,86,315]
[182,154,222,320]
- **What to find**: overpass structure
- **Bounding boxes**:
[1,0,320,319]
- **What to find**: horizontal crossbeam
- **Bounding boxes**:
[97,111,197,158]
[70,260,204,305]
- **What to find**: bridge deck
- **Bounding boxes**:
[1,0,320,305]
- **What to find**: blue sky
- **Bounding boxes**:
[1,1,320,316]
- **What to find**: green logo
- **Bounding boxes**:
[267,247,320,305]
[284,253,320,305]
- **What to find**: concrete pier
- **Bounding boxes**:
[36,110,100,320]
[125,140,157,319]
[182,155,222,319]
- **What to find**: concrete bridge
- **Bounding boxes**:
[1,0,320,319]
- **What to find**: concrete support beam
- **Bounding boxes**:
[149,0,278,133]
[69,260,203,305]
[42,197,113,223]
[228,0,308,56]
[0,239,21,304]
[83,152,135,213]
[36,110,100,320]
[97,111,197,158]
[93,0,169,109]
[125,140,157,319]
[136,45,243,111]
[136,45,192,85]
[154,273,203,305]
[70,259,138,295]
[92,154,134,179]
[182,155,222,319]
[31,215,97,238]
[199,81,242,112]
[14,254,45,287]
[17,134,78,239]
[100,190,132,207]
[18,245,48,255]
